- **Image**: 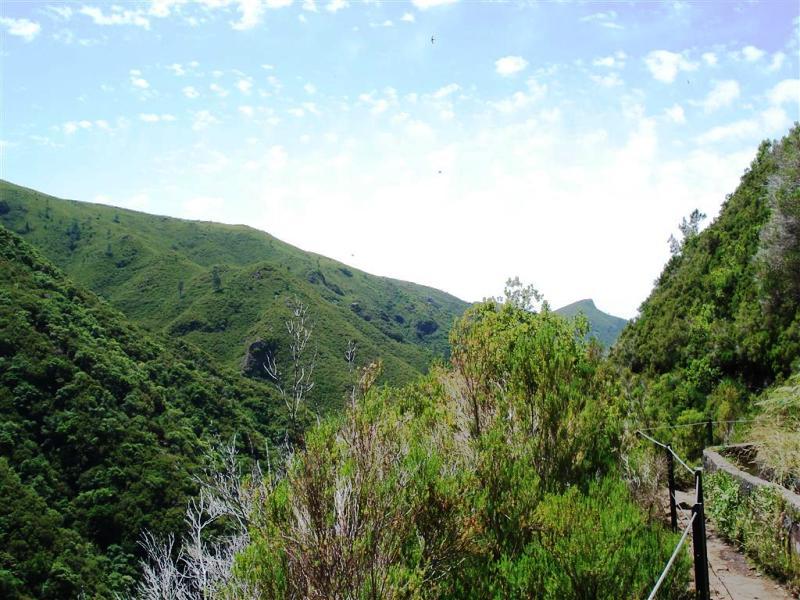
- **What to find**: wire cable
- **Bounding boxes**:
[646,511,697,600]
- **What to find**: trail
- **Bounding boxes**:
[673,489,797,600]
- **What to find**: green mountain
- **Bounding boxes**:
[615,125,800,417]
[554,298,627,348]
[0,226,285,598]
[0,180,469,412]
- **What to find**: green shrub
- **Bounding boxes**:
[705,470,800,590]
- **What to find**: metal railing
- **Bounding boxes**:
[636,428,711,600]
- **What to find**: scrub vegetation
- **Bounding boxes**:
[0,125,798,598]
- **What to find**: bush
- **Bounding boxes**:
[705,470,800,590]
[234,301,689,598]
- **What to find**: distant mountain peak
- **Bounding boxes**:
[554,298,627,348]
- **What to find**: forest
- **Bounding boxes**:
[1,124,798,598]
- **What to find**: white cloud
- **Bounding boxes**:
[593,51,626,68]
[411,0,459,8]
[237,78,253,94]
[266,145,288,170]
[79,6,150,28]
[183,85,200,99]
[768,52,786,73]
[139,113,176,122]
[302,101,320,115]
[495,55,528,77]
[230,0,292,30]
[288,107,305,117]
[302,0,318,11]
[697,80,740,113]
[182,196,224,220]
[239,105,255,117]
[433,83,460,99]
[590,73,623,88]
[401,12,415,22]
[61,119,114,134]
[665,104,686,124]
[696,107,790,144]
[304,82,317,94]
[167,63,186,76]
[326,0,348,13]
[192,110,219,130]
[148,0,187,18]
[358,90,396,115]
[490,79,547,113]
[0,16,41,41]
[701,52,718,67]
[210,83,229,97]
[644,50,698,83]
[580,11,622,29]
[768,79,800,106]
[45,5,74,20]
[129,69,150,89]
[742,45,765,62]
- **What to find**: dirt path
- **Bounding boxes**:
[673,489,796,600]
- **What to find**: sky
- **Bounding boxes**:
[1,0,798,318]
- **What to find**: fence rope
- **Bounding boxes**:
[646,511,697,600]
[636,431,697,476]
[636,419,754,432]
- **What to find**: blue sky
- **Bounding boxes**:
[1,0,798,317]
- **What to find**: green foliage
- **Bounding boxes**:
[705,470,800,590]
[237,301,686,598]
[749,372,800,489]
[554,298,628,349]
[0,180,468,412]
[0,227,285,597]
[614,125,800,424]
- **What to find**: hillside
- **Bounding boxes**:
[0,226,284,598]
[0,181,469,412]
[615,125,800,418]
[554,298,627,348]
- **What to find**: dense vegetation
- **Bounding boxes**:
[0,227,286,598]
[0,181,468,412]
[554,298,627,348]
[615,125,800,440]
[706,469,800,589]
[140,293,688,598]
[3,125,798,598]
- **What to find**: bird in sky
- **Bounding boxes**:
[431,35,435,44]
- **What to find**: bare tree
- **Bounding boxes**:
[345,340,357,408]
[264,299,317,428]
[669,209,706,256]
[134,440,269,600]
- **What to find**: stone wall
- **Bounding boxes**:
[704,445,800,558]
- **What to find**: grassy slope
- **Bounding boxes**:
[0,226,284,598]
[0,180,468,411]
[554,298,627,348]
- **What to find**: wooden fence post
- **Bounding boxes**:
[667,445,678,533]
[691,468,710,600]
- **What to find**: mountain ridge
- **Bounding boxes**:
[554,297,628,348]
[0,179,469,411]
